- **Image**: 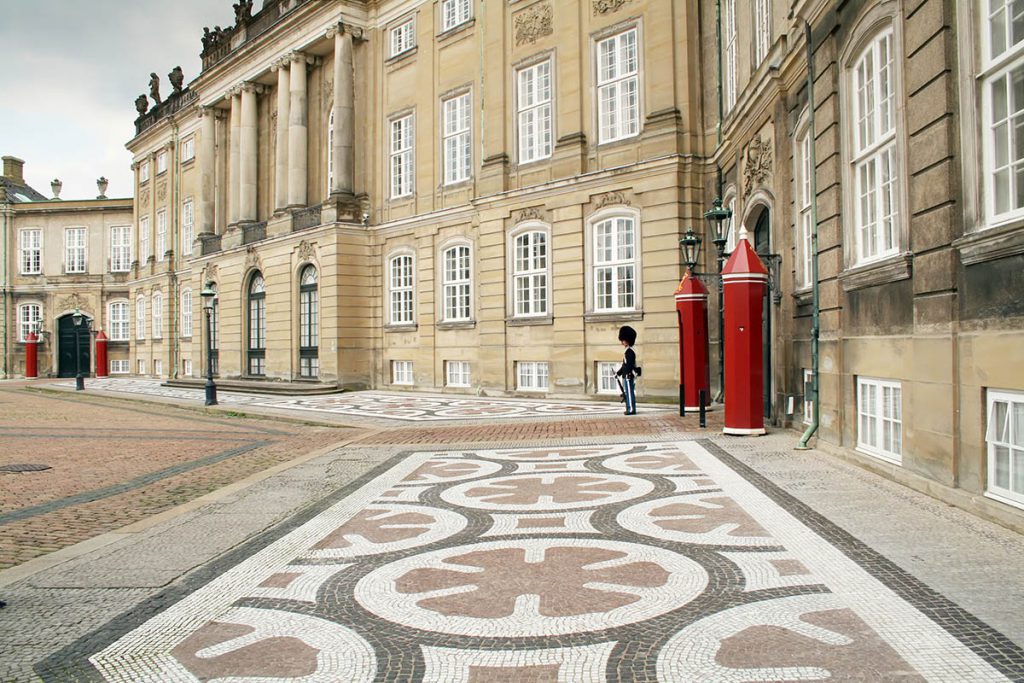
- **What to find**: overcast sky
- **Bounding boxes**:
[0,1,244,201]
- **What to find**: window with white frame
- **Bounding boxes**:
[111,359,129,374]
[137,358,147,375]
[136,295,146,340]
[327,110,335,193]
[19,229,41,275]
[65,227,87,273]
[754,0,771,65]
[981,0,1024,226]
[803,368,814,425]
[851,28,899,264]
[18,303,41,342]
[154,358,163,376]
[108,301,129,341]
[390,18,415,57]
[513,230,548,317]
[156,150,167,174]
[248,273,266,376]
[857,376,902,464]
[797,127,814,287]
[442,244,472,321]
[441,0,471,32]
[392,360,414,385]
[724,0,737,112]
[390,114,414,198]
[517,60,553,163]
[139,161,150,184]
[140,215,150,262]
[180,288,192,337]
[156,210,167,261]
[597,361,620,394]
[182,359,193,377]
[110,226,132,273]
[517,361,549,391]
[446,360,471,387]
[987,389,1024,506]
[597,29,640,143]
[593,215,636,311]
[723,195,738,254]
[182,199,194,256]
[443,93,471,184]
[299,265,319,378]
[389,253,415,324]
[152,292,163,339]
[182,136,195,162]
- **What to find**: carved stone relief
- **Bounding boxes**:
[516,207,544,224]
[514,3,553,46]
[140,190,150,206]
[57,293,93,317]
[593,0,633,15]
[595,191,630,210]
[298,240,317,262]
[245,246,263,272]
[743,134,774,197]
[203,263,219,283]
[157,182,167,201]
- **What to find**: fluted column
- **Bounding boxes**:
[198,106,217,235]
[288,52,308,208]
[228,90,241,225]
[239,83,259,222]
[331,28,354,196]
[274,61,290,212]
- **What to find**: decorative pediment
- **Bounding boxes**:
[245,246,263,272]
[593,0,633,15]
[743,134,774,197]
[515,207,544,224]
[297,240,317,262]
[595,191,630,210]
[57,293,93,317]
[514,3,553,46]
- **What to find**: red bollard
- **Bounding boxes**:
[722,228,768,436]
[25,331,38,379]
[675,271,710,413]
[95,331,109,378]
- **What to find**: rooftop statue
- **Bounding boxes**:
[233,0,253,24]
[169,66,184,94]
[135,94,149,115]
[149,73,162,105]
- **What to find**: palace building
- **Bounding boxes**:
[2,0,1023,530]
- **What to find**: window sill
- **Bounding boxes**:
[793,286,813,305]
[385,323,418,333]
[507,315,552,326]
[855,446,902,467]
[437,320,476,331]
[437,18,475,43]
[181,158,196,169]
[984,490,1024,512]
[954,221,1024,266]
[441,178,473,191]
[385,46,418,68]
[838,252,912,292]
[584,311,643,324]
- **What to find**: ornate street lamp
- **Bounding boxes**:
[200,282,218,406]
[703,197,733,402]
[679,227,702,272]
[71,308,90,391]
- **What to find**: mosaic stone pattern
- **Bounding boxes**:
[47,441,1021,682]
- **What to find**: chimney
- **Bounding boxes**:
[2,156,25,183]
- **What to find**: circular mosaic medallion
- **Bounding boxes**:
[304,504,468,559]
[441,472,653,511]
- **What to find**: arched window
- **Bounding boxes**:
[592,215,636,312]
[18,303,41,342]
[388,253,415,325]
[442,244,472,321]
[108,301,129,341]
[248,273,266,376]
[136,295,146,340]
[513,230,548,317]
[327,110,335,193]
[299,265,319,378]
[152,292,163,339]
[180,288,193,338]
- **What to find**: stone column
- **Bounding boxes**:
[288,52,308,208]
[274,61,290,212]
[239,83,259,222]
[228,89,241,225]
[331,27,354,197]
[198,106,217,235]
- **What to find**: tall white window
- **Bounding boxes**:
[140,215,150,263]
[18,303,41,342]
[441,0,471,31]
[797,129,814,287]
[446,360,471,387]
[597,29,640,143]
[154,359,163,377]
[111,360,129,374]
[724,195,738,254]
[851,29,899,264]
[299,266,319,378]
[517,361,549,392]
[152,292,163,339]
[597,361,620,395]
[593,216,636,312]
[442,245,472,321]
[110,226,132,273]
[182,199,194,256]
[181,136,195,162]
[19,229,41,275]
[139,161,150,184]
[981,0,1024,226]
[156,150,167,174]
[182,359,193,376]
[987,389,1024,507]
[327,110,335,193]
[65,227,87,273]
[723,0,737,112]
[389,254,415,325]
[513,230,548,317]
[138,359,147,375]
[517,60,553,163]
[156,210,167,261]
[390,115,414,198]
[136,295,146,340]
[754,0,771,65]
[108,301,129,341]
[857,377,902,464]
[443,93,471,184]
[392,360,414,385]
[390,19,415,57]
[248,273,266,376]
[180,288,193,337]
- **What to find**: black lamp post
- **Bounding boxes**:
[680,227,702,272]
[200,282,218,406]
[703,197,733,401]
[71,307,90,391]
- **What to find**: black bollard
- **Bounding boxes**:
[699,389,707,428]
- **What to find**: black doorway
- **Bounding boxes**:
[753,208,772,419]
[57,314,91,379]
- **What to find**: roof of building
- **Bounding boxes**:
[0,176,48,203]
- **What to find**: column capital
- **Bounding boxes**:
[333,22,365,41]
[241,82,264,95]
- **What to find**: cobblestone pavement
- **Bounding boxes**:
[2,388,1023,681]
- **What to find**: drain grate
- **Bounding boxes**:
[0,463,52,473]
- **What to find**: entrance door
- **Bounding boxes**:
[57,314,91,378]
[753,209,772,419]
